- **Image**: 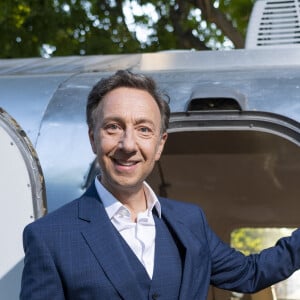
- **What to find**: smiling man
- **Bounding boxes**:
[88,85,167,221]
[20,70,300,300]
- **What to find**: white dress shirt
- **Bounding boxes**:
[94,178,161,279]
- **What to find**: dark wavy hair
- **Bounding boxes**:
[86,70,170,134]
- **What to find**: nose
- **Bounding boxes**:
[118,128,137,153]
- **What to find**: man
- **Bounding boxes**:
[20,70,300,299]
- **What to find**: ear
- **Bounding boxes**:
[155,132,168,161]
[88,128,97,154]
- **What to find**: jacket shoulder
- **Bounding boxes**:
[159,196,206,223]
[26,183,99,229]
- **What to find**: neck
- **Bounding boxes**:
[117,188,147,222]
[100,177,147,222]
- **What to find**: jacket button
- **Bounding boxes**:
[152,293,160,300]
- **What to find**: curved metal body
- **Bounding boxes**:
[1,48,300,299]
[1,48,300,211]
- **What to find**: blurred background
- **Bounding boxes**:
[0,0,253,58]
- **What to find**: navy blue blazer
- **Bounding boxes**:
[20,183,300,299]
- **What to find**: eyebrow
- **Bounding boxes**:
[103,116,156,128]
[134,118,156,127]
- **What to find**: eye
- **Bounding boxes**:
[140,127,150,133]
[137,126,153,137]
[104,123,122,134]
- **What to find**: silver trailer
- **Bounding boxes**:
[1,1,300,298]
[1,47,300,299]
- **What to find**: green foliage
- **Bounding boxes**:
[219,0,256,35]
[231,228,264,255]
[231,227,295,255]
[0,0,254,58]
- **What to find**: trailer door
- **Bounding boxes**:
[0,108,46,299]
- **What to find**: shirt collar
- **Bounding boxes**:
[94,177,161,219]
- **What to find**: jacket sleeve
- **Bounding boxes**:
[205,215,300,293]
[20,224,65,300]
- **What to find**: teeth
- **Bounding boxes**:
[115,160,136,166]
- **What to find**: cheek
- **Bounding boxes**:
[98,135,119,154]
[144,142,163,161]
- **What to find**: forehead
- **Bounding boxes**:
[99,87,161,120]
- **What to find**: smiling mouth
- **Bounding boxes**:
[112,158,139,167]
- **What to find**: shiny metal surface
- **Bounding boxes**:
[1,49,300,212]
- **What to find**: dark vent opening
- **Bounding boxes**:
[266,1,296,4]
[187,97,242,111]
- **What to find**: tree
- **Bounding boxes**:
[231,227,296,255]
[0,0,255,58]
[231,228,264,255]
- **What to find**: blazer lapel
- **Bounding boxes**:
[78,185,145,300]
[161,200,204,300]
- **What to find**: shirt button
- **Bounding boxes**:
[152,293,160,300]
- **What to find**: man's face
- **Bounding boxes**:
[89,87,167,196]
